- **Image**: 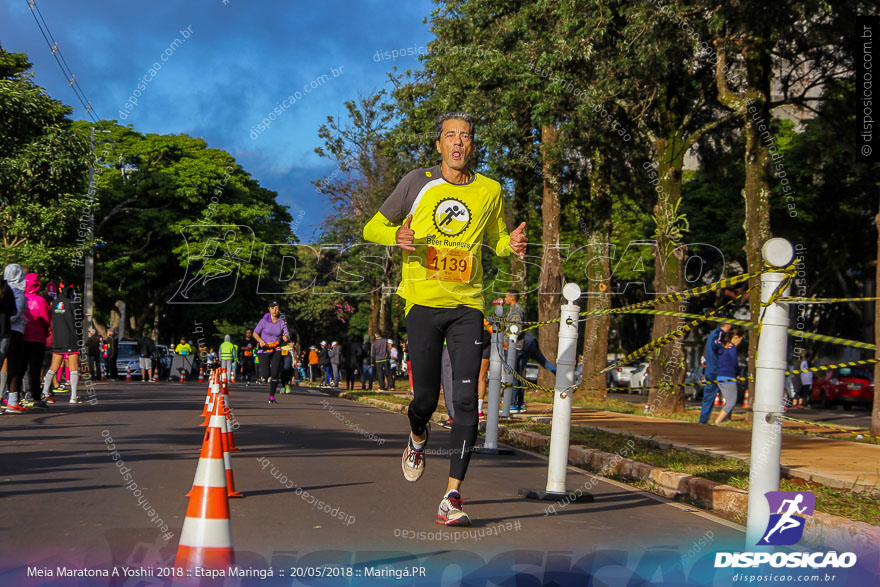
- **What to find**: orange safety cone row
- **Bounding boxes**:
[188,394,242,498]
[220,369,240,453]
[175,423,234,570]
[742,389,750,409]
[201,371,220,427]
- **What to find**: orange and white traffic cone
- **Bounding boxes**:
[153,368,159,382]
[189,393,242,498]
[713,392,721,407]
[201,371,220,427]
[230,367,236,384]
[125,364,132,382]
[175,422,234,570]
[742,389,749,409]
[198,364,205,384]
[220,369,240,453]
[180,367,187,383]
[216,394,243,498]
[100,363,106,381]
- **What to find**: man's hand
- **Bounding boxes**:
[396,214,415,251]
[510,222,527,259]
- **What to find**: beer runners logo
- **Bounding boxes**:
[759,491,815,546]
[433,198,471,237]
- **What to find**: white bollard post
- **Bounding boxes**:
[745,238,794,548]
[475,303,514,455]
[520,283,593,502]
[501,326,518,417]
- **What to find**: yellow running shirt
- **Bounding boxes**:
[363,165,513,313]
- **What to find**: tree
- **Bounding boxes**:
[0,49,89,275]
[79,122,292,342]
[314,90,404,338]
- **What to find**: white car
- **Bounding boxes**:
[628,363,650,393]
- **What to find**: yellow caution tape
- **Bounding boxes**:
[778,415,880,441]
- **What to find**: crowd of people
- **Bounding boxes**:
[0,264,94,413]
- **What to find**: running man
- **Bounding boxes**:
[363,112,526,526]
[763,493,808,543]
[252,301,290,404]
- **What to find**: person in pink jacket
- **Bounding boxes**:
[23,273,52,406]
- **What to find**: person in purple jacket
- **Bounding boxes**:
[252,300,291,404]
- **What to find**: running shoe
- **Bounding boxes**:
[401,423,430,482]
[284,384,291,394]
[43,394,56,404]
[53,385,70,394]
[69,396,83,404]
[518,405,527,413]
[478,411,485,421]
[3,404,28,414]
[21,398,35,408]
[268,396,277,404]
[436,490,471,526]
[31,400,50,410]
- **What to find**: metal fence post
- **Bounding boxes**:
[521,283,593,502]
[745,238,794,547]
[476,302,514,455]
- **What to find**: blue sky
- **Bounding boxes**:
[1,0,436,239]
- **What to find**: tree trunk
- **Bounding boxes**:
[647,136,688,413]
[741,38,774,421]
[579,149,613,398]
[537,124,563,390]
[580,228,612,398]
[873,201,880,436]
[369,287,380,338]
[716,39,774,422]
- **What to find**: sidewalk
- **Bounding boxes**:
[514,401,880,494]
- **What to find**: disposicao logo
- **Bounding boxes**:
[714,491,858,570]
[759,490,814,546]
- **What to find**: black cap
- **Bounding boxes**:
[268,300,280,307]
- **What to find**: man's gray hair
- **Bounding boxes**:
[434,112,475,142]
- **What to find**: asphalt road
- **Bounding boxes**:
[0,380,830,585]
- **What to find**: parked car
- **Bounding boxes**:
[629,363,650,394]
[810,366,874,409]
[605,359,633,390]
[156,344,172,378]
[684,364,705,401]
[115,340,142,379]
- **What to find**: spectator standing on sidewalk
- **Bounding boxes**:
[372,333,391,391]
[714,327,744,424]
[138,330,156,382]
[344,335,362,390]
[699,322,731,424]
[329,341,342,388]
[86,328,102,379]
[318,341,330,386]
[360,335,373,390]
[798,356,813,408]
[219,335,236,380]
[23,273,51,402]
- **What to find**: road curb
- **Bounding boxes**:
[320,389,880,554]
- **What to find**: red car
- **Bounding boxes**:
[809,366,874,410]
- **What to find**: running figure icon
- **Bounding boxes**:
[762,493,807,543]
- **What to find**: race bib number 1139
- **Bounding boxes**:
[426,246,474,283]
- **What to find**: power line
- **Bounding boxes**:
[25,0,99,122]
